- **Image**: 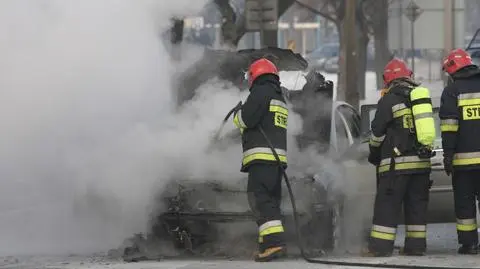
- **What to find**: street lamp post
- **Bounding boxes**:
[403,0,423,74]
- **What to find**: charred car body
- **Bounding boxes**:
[119,47,365,261]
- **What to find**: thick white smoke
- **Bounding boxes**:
[0,0,224,256]
[0,0,360,258]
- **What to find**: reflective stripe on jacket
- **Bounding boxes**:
[242,147,287,167]
[439,67,480,170]
[378,156,431,174]
[233,74,288,172]
[368,82,431,176]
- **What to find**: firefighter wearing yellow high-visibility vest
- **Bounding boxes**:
[233,58,288,262]
[364,58,436,257]
[440,48,480,255]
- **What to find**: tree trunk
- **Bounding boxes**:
[337,24,367,108]
[337,22,346,102]
[356,31,368,105]
[373,0,391,90]
[339,23,368,108]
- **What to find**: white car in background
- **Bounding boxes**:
[323,57,340,74]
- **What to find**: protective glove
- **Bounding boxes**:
[443,154,453,176]
[232,101,242,113]
[232,102,245,131]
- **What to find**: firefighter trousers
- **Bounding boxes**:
[368,173,430,254]
[247,163,286,252]
[452,170,480,246]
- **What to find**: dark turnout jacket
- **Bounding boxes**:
[233,74,288,172]
[440,66,480,170]
[368,80,431,176]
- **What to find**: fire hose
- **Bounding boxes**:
[216,102,478,269]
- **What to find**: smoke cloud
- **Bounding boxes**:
[0,0,220,256]
[0,0,371,258]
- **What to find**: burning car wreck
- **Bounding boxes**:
[118,47,364,262]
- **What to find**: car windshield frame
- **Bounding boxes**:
[337,103,362,139]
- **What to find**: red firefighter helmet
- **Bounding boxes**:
[382,58,413,87]
[247,58,279,87]
[442,48,474,75]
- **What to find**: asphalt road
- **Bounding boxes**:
[2,223,480,269]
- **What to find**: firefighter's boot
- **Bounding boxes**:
[360,247,392,257]
[458,244,478,254]
[254,246,287,262]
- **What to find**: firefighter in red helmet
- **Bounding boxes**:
[364,58,435,257]
[440,48,480,254]
[232,58,288,261]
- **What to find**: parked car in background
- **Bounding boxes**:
[305,43,339,70]
[323,44,376,73]
[324,56,339,73]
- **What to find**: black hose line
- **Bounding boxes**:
[224,101,242,122]
[212,101,243,143]
[219,105,477,269]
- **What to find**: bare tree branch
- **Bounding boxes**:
[288,0,393,91]
[363,0,393,35]
[294,0,372,32]
[356,2,370,36]
[293,0,337,23]
[362,0,375,25]
[334,0,346,21]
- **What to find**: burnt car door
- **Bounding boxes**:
[331,102,362,153]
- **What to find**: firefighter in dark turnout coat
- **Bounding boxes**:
[364,58,434,257]
[232,58,288,262]
[440,48,480,254]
